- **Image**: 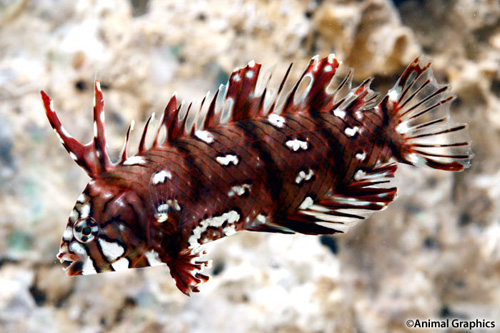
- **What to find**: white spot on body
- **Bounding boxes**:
[188,210,241,249]
[356,151,366,161]
[228,184,251,197]
[324,65,333,72]
[80,204,90,218]
[286,139,309,152]
[334,109,346,119]
[100,110,105,123]
[396,121,410,134]
[233,74,241,82]
[96,81,102,92]
[152,170,172,185]
[93,121,98,137]
[344,126,359,137]
[299,197,314,210]
[205,210,240,227]
[145,250,164,266]
[387,88,399,102]
[98,239,125,262]
[70,241,86,256]
[63,227,72,240]
[216,154,239,166]
[123,156,146,166]
[49,100,55,112]
[169,199,181,211]
[246,71,254,79]
[188,226,204,249]
[69,209,78,223]
[195,130,214,144]
[156,213,168,223]
[223,224,237,236]
[295,169,315,184]
[69,152,78,161]
[157,203,169,213]
[154,199,181,223]
[257,214,267,223]
[81,257,97,275]
[407,153,420,165]
[111,257,130,271]
[268,114,286,128]
[354,170,367,180]
[77,193,88,203]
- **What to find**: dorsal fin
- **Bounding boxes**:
[202,88,220,129]
[42,55,356,174]
[118,121,134,163]
[151,54,346,148]
[41,81,112,178]
[153,94,177,147]
[281,54,341,114]
[138,113,155,153]
[332,77,378,114]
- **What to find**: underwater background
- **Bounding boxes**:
[0,0,499,332]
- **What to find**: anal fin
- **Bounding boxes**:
[275,163,398,235]
[246,221,295,234]
[246,214,295,234]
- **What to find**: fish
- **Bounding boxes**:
[41,55,472,295]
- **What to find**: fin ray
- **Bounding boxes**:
[379,56,473,171]
[40,81,112,178]
[269,164,398,235]
[165,249,211,296]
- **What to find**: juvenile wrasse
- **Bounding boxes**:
[41,55,472,295]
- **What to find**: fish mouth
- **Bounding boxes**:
[57,251,83,275]
[61,260,73,270]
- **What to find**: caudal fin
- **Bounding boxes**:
[379,57,473,171]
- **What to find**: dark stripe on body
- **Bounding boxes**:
[235,121,282,202]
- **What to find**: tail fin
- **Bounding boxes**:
[379,57,472,171]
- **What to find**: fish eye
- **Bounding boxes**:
[73,217,99,243]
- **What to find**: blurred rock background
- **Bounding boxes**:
[0,0,499,332]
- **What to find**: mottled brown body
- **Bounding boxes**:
[42,55,471,295]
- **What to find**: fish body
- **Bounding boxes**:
[41,55,472,294]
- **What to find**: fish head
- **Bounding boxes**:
[42,83,167,277]
[56,179,162,276]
